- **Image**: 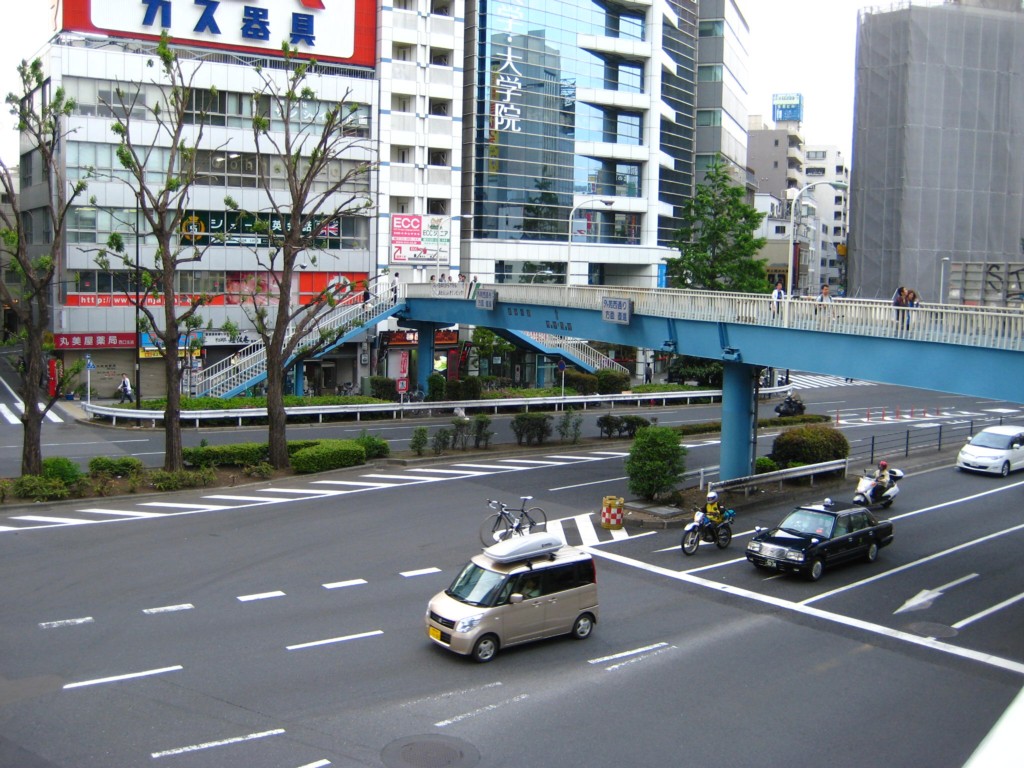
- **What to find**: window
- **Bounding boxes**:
[391,146,412,164]
[834,195,844,205]
[394,0,413,9]
[429,48,451,67]
[393,44,414,62]
[697,65,722,82]
[392,95,412,113]
[427,198,448,215]
[774,225,786,234]
[698,19,724,37]
[696,109,721,127]
[428,150,449,167]
[430,0,451,16]
[429,99,450,117]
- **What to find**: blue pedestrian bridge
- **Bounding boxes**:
[200,281,1024,480]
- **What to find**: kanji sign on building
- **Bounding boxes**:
[61,0,377,67]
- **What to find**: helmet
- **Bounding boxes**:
[878,460,888,470]
[706,491,718,503]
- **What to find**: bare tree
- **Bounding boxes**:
[234,47,375,469]
[96,36,219,472]
[0,59,88,475]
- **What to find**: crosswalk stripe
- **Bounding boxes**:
[12,515,91,525]
[139,502,235,510]
[203,495,280,502]
[574,514,600,546]
[12,401,64,422]
[77,508,167,518]
[313,480,395,488]
[0,404,19,424]
[497,459,565,465]
[784,374,876,389]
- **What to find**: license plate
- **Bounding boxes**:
[764,558,778,569]
[429,626,441,641]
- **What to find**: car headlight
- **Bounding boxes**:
[454,614,484,633]
[785,551,805,563]
[747,541,761,552]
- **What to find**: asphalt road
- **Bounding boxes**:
[1,435,1021,767]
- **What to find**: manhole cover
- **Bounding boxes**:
[381,735,480,768]
[903,621,958,639]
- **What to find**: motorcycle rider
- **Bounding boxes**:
[871,460,892,502]
[704,491,724,525]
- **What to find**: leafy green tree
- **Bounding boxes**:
[666,156,768,292]
[625,426,687,500]
[0,59,89,474]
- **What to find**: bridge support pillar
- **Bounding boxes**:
[720,361,758,481]
[402,321,442,394]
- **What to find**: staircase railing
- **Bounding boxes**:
[523,332,629,374]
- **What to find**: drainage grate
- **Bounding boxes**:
[381,735,481,768]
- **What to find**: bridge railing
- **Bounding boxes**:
[407,284,1024,352]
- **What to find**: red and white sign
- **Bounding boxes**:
[54,333,137,349]
[61,0,377,67]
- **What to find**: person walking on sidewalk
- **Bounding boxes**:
[119,373,134,403]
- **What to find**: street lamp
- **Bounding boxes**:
[785,180,847,324]
[565,197,614,299]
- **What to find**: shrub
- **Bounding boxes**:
[431,428,452,455]
[291,440,366,474]
[42,457,83,485]
[556,409,583,444]
[770,424,850,468]
[369,376,399,401]
[472,414,494,449]
[620,414,651,438]
[149,468,217,492]
[625,426,687,500]
[597,369,631,394]
[183,442,269,468]
[755,456,779,474]
[446,380,464,401]
[450,417,472,450]
[354,431,391,460]
[88,456,144,478]
[13,475,70,501]
[461,376,483,400]
[563,369,598,395]
[426,373,447,402]
[597,414,623,438]
[409,426,429,456]
[244,462,274,479]
[510,413,553,445]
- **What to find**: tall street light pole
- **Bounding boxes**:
[135,203,141,410]
[565,197,614,301]
[785,180,847,325]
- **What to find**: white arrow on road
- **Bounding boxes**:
[894,573,979,614]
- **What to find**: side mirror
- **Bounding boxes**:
[509,594,524,604]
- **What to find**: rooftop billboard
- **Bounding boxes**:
[60,0,376,67]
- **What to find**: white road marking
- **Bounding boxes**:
[139,502,235,510]
[151,728,285,759]
[583,547,1024,676]
[312,480,400,488]
[401,567,442,578]
[64,664,183,690]
[286,630,382,651]
[12,515,91,525]
[296,761,331,768]
[497,458,565,465]
[434,694,530,727]
[143,604,194,614]
[76,508,167,518]
[256,488,349,495]
[203,494,281,502]
[323,579,367,590]
[589,643,669,665]
[406,468,488,475]
[39,617,94,629]
[237,591,286,602]
[952,592,1024,630]
[0,404,19,424]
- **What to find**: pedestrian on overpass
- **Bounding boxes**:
[770,281,785,319]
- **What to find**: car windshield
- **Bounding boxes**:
[779,509,835,538]
[969,432,1014,450]
[446,562,507,607]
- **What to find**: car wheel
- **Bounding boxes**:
[471,634,499,663]
[1000,462,1010,477]
[807,559,824,582]
[570,613,595,640]
[865,542,879,562]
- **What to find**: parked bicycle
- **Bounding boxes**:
[479,496,548,545]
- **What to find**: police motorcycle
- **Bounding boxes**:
[774,390,806,417]
[681,492,737,555]
[852,460,904,508]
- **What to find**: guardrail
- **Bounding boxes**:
[82,385,792,427]
[708,459,849,497]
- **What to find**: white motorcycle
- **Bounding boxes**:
[852,468,904,508]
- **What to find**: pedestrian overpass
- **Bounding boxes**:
[400,282,1024,480]
[199,280,1024,480]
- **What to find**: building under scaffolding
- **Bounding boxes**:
[848,0,1024,302]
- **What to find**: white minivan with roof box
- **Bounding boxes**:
[425,533,598,662]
